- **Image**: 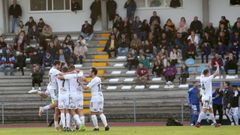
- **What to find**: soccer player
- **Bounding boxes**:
[229,87,240,125]
[56,67,71,131]
[58,65,86,131]
[80,67,110,131]
[195,62,220,128]
[38,60,62,129]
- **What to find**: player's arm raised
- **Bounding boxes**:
[212,62,220,78]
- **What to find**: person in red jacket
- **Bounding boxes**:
[136,63,149,86]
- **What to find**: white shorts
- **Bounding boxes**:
[202,99,213,109]
[58,94,69,109]
[90,96,104,113]
[46,88,58,101]
[69,94,84,109]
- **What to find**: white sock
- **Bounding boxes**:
[100,113,108,127]
[197,112,206,123]
[66,113,71,128]
[60,113,66,128]
[91,115,99,128]
[79,116,85,126]
[54,121,59,128]
[209,113,216,124]
[73,114,81,126]
[43,105,51,111]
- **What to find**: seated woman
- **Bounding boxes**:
[179,63,189,84]
[126,49,138,70]
[14,31,27,52]
[152,60,164,77]
[163,61,177,85]
[117,33,130,56]
[224,53,238,74]
[74,37,88,64]
[104,34,117,58]
[136,63,149,86]
[169,47,180,65]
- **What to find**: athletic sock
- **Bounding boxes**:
[79,116,85,126]
[66,113,71,128]
[73,114,81,126]
[209,113,216,124]
[91,115,99,128]
[42,105,51,111]
[100,113,108,127]
[54,121,59,128]
[60,113,66,128]
[197,112,206,123]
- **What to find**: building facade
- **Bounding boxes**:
[0,0,239,33]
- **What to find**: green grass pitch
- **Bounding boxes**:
[0,126,240,135]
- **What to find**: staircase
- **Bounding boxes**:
[0,31,239,124]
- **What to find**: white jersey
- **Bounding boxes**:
[63,72,84,95]
[87,76,103,97]
[47,67,61,90]
[200,75,214,101]
[57,78,70,96]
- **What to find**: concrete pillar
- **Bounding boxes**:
[202,0,209,27]
[0,0,4,34]
[101,0,108,31]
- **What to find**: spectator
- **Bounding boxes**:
[28,24,40,43]
[232,21,240,33]
[14,31,27,51]
[174,33,186,59]
[143,40,154,60]
[224,53,238,74]
[31,64,43,91]
[37,18,45,33]
[9,0,22,33]
[212,88,223,124]
[187,31,200,46]
[138,54,150,69]
[1,51,15,76]
[117,33,130,56]
[188,81,200,126]
[80,21,94,41]
[104,34,117,58]
[113,14,123,30]
[177,17,188,35]
[186,40,197,59]
[210,53,224,74]
[132,16,142,37]
[62,43,73,65]
[25,16,37,33]
[90,0,101,26]
[107,0,117,22]
[122,17,132,37]
[0,36,7,55]
[124,0,137,22]
[40,24,53,41]
[74,37,88,64]
[136,63,149,86]
[164,18,176,39]
[71,0,81,13]
[232,17,240,31]
[58,49,66,63]
[216,31,228,58]
[43,51,53,68]
[16,20,26,34]
[152,60,163,77]
[149,11,161,25]
[37,46,45,66]
[216,23,229,41]
[126,49,138,70]
[179,63,189,84]
[169,47,180,65]
[30,51,41,65]
[219,16,230,29]
[170,0,181,8]
[201,32,212,63]
[229,31,240,61]
[16,51,26,76]
[140,19,150,41]
[130,33,142,54]
[189,16,202,34]
[63,34,74,51]
[47,41,58,61]
[112,27,121,40]
[229,87,240,125]
[204,22,216,43]
[163,62,177,85]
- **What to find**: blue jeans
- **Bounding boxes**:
[11,17,20,33]
[2,64,14,76]
[117,47,128,56]
[190,104,200,125]
[80,32,94,41]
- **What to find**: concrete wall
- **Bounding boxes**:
[209,0,240,27]
[0,0,4,34]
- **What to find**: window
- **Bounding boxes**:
[136,0,183,8]
[230,0,240,6]
[30,0,82,11]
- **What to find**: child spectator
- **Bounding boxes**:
[136,63,149,86]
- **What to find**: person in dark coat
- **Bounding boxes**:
[90,0,101,26]
[107,0,117,21]
[170,0,181,8]
[16,51,26,76]
[190,16,203,34]
[71,0,82,12]
[9,0,22,33]
[124,0,137,22]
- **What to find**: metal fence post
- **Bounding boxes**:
[181,100,184,123]
[2,103,4,124]
[133,89,136,123]
[46,110,49,125]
